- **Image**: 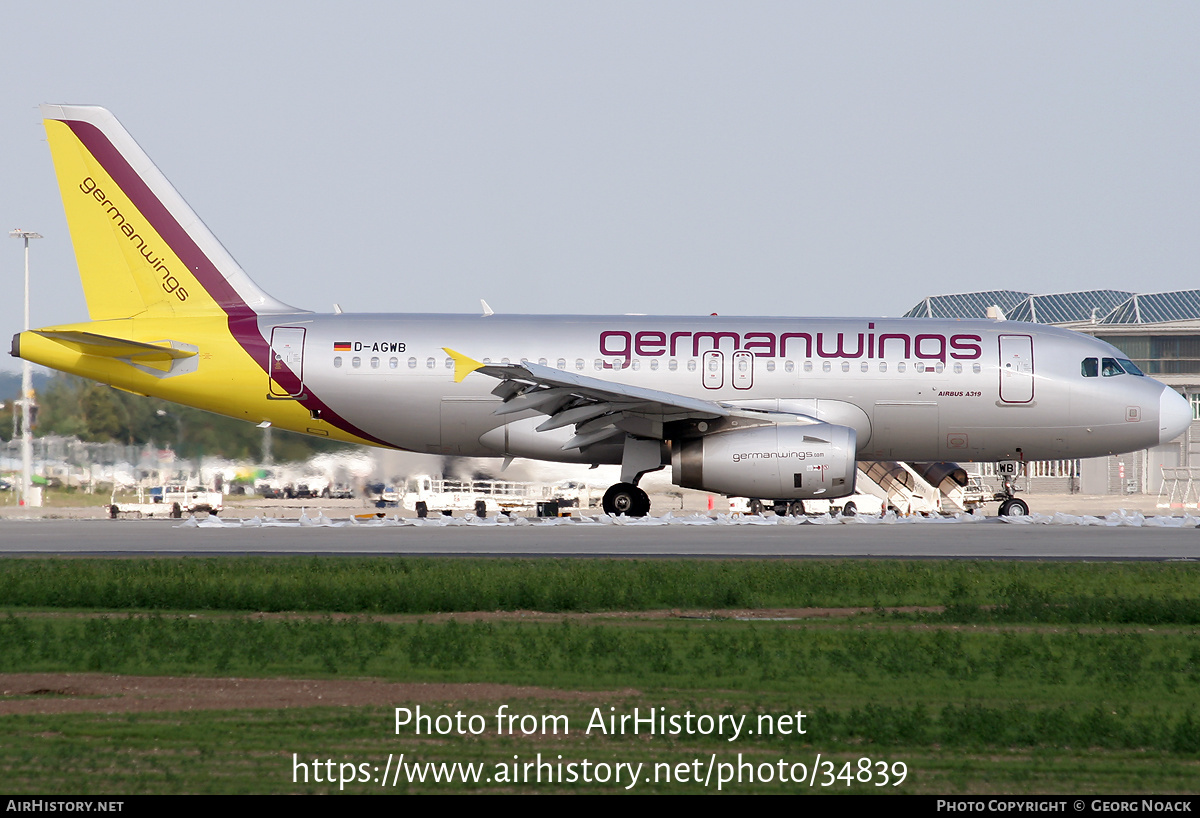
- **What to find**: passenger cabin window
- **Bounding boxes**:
[1082,358,1098,377]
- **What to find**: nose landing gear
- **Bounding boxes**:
[993,462,1029,516]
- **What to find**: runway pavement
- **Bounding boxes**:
[0,514,1197,559]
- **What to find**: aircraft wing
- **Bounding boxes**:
[444,348,816,450]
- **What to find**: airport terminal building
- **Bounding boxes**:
[905,290,1200,497]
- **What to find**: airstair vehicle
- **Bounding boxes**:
[735,460,987,517]
[1156,467,1200,511]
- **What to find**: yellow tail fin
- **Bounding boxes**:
[41,104,298,320]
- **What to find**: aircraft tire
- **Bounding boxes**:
[788,500,805,516]
[842,501,857,517]
[748,499,764,515]
[632,487,651,517]
[603,483,650,517]
[998,498,1029,516]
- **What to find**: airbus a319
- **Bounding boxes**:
[13,105,1191,516]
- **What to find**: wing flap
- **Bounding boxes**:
[443,347,822,453]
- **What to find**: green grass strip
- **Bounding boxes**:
[1,558,1199,617]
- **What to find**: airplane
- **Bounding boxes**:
[11,105,1193,517]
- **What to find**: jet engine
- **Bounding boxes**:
[671,422,857,499]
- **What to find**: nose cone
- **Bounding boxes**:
[1159,387,1191,444]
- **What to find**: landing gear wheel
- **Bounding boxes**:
[748,499,764,515]
[602,483,650,517]
[788,500,805,516]
[841,501,857,517]
[998,498,1029,517]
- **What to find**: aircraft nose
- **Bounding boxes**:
[1159,386,1191,445]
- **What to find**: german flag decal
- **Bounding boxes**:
[333,341,352,351]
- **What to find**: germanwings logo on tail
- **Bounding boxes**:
[79,176,189,301]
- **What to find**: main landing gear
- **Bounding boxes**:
[601,436,663,517]
[602,482,651,517]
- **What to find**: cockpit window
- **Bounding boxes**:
[1117,358,1144,376]
[1101,357,1124,377]
[1081,358,1098,378]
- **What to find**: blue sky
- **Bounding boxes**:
[3,1,1198,372]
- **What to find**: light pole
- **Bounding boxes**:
[10,229,42,508]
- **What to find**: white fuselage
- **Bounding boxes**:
[263,313,1189,465]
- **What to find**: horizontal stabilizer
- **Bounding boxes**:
[34,330,198,362]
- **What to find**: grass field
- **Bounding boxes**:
[0,558,1197,793]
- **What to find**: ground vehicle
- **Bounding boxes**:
[733,492,887,517]
[400,475,590,517]
[109,485,223,518]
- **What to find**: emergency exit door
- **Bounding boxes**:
[701,349,755,391]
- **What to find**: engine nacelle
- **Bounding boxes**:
[671,422,857,499]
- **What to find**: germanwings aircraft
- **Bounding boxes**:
[13,105,1192,516]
